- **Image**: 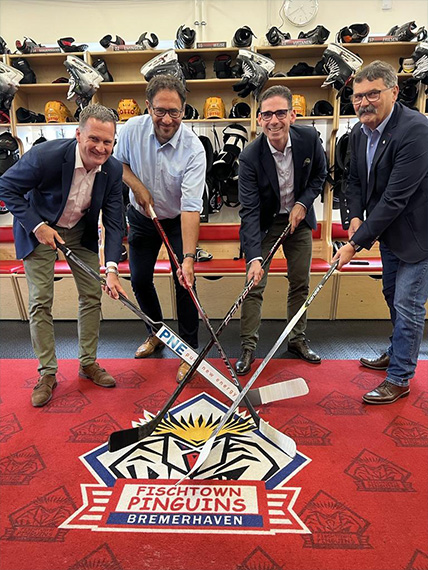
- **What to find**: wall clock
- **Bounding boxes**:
[283,0,319,27]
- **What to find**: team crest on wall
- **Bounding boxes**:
[61,393,311,534]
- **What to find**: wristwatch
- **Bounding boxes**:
[348,240,359,250]
[183,253,196,260]
[105,266,119,276]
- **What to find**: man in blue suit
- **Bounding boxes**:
[333,61,428,404]
[235,85,327,375]
[0,104,125,406]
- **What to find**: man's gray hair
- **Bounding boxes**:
[79,104,117,131]
[146,74,187,106]
[259,85,293,109]
[353,60,398,88]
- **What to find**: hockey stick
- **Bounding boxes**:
[178,259,339,483]
[55,242,307,450]
[149,205,296,456]
[107,219,299,449]
[55,242,268,400]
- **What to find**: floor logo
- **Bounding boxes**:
[61,392,311,535]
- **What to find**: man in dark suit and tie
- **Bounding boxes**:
[235,85,327,375]
[0,104,126,406]
[333,60,428,404]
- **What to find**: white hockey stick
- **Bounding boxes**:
[178,261,339,483]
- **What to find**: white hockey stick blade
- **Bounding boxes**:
[250,377,309,405]
[176,418,296,486]
[178,263,337,483]
[258,419,297,456]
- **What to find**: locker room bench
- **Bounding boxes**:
[15,257,174,321]
[194,223,334,319]
[0,227,25,319]
[330,222,388,319]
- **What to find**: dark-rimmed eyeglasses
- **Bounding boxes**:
[350,87,394,105]
[151,106,184,119]
[259,109,289,121]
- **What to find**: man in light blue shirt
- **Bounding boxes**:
[115,75,206,383]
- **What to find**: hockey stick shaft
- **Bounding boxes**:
[179,259,339,482]
[56,242,253,399]
[149,208,260,416]
[56,241,305,452]
[149,207,293,451]
[127,219,293,441]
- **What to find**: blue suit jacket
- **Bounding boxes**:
[0,138,124,262]
[238,125,327,261]
[348,102,428,263]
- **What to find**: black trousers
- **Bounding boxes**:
[127,205,199,348]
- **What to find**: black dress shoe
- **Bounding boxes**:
[235,348,255,376]
[362,379,410,405]
[360,352,390,370]
[288,339,321,364]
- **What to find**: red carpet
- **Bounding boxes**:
[0,357,427,570]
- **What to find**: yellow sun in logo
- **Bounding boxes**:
[151,412,255,446]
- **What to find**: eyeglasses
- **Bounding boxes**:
[151,106,183,119]
[350,87,394,105]
[259,109,289,121]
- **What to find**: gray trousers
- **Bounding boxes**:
[23,221,102,376]
[240,215,313,350]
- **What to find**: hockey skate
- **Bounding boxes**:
[321,43,363,90]
[140,49,185,84]
[64,55,104,106]
[233,50,275,99]
[0,62,24,111]
[411,42,428,83]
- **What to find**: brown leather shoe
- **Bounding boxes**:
[135,335,164,359]
[31,375,57,407]
[176,360,194,384]
[79,362,116,387]
[360,352,390,370]
[235,348,255,376]
[362,379,410,405]
[288,339,321,364]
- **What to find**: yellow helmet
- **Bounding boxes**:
[292,94,307,117]
[203,96,226,119]
[44,100,73,123]
[117,98,141,121]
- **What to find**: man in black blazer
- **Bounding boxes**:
[0,104,126,406]
[235,85,327,375]
[333,60,428,404]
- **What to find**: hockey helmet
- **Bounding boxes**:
[57,37,88,53]
[387,21,427,42]
[298,26,330,44]
[232,26,256,48]
[175,25,196,49]
[204,97,226,119]
[266,27,291,46]
[136,32,159,49]
[336,23,370,43]
[44,100,73,123]
[117,98,142,121]
[292,94,307,116]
